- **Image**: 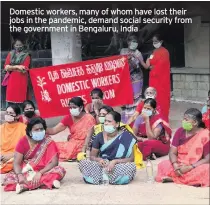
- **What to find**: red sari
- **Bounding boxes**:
[149,47,170,122]
[3,135,66,192]
[136,114,172,160]
[155,129,210,187]
[4,51,31,103]
[19,114,40,125]
[202,109,210,129]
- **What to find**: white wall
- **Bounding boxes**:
[184,16,210,69]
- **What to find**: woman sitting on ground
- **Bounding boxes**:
[47,97,96,161]
[79,111,137,185]
[156,108,209,187]
[0,104,26,174]
[19,100,39,124]
[133,98,172,161]
[3,117,66,193]
[127,87,161,125]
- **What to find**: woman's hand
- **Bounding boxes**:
[141,112,149,121]
[179,165,193,174]
[32,172,42,187]
[93,99,103,111]
[99,159,107,167]
[18,174,28,185]
[1,153,13,163]
[106,160,116,172]
[173,163,182,177]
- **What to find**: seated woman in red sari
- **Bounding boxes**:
[156,108,209,187]
[2,117,66,194]
[19,100,40,124]
[47,97,96,161]
[133,98,172,161]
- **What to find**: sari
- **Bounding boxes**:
[136,114,172,160]
[79,131,137,185]
[3,135,66,192]
[4,50,31,103]
[0,122,26,174]
[56,113,96,161]
[155,129,210,187]
[202,109,210,129]
[148,47,170,122]
[120,48,144,123]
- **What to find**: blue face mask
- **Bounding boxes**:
[31,130,45,141]
[104,125,116,134]
[142,109,153,117]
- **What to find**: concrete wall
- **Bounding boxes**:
[184,16,210,69]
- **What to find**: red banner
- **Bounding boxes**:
[29,55,133,118]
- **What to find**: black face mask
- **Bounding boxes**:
[24,111,35,118]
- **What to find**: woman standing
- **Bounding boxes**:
[144,34,171,122]
[120,35,145,124]
[3,38,31,106]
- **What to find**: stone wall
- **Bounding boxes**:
[172,68,210,102]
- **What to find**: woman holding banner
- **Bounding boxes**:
[120,35,147,124]
[2,38,31,106]
[47,97,96,161]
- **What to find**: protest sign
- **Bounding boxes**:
[29,55,133,118]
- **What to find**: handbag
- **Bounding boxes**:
[1,72,10,86]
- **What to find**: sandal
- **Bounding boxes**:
[162,177,173,183]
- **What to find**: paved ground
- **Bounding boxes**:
[1,101,209,205]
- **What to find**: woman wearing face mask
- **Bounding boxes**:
[143,34,171,123]
[156,108,209,187]
[133,98,172,161]
[0,104,26,174]
[126,87,161,125]
[120,35,148,124]
[47,97,96,161]
[2,38,31,106]
[19,100,39,124]
[2,117,66,194]
[79,111,137,185]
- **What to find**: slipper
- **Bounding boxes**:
[162,177,173,183]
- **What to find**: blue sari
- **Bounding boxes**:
[99,131,136,161]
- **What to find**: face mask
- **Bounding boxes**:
[5,114,15,122]
[142,109,153,117]
[15,46,24,52]
[70,108,81,117]
[24,111,35,118]
[145,95,155,99]
[153,42,162,49]
[104,125,116,134]
[98,116,105,124]
[182,120,193,131]
[92,99,98,103]
[129,42,138,50]
[31,130,45,141]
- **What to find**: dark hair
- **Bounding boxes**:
[99,105,114,113]
[208,90,210,97]
[153,33,163,42]
[22,100,35,111]
[6,104,21,116]
[127,35,138,42]
[91,88,103,99]
[184,108,206,128]
[107,111,121,123]
[69,97,84,110]
[26,117,47,138]
[144,98,157,109]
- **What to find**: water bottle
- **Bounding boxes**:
[102,168,109,185]
[146,159,154,183]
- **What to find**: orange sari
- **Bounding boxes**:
[156,129,210,187]
[0,122,26,173]
[56,114,96,161]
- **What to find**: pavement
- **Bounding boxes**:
[1,100,209,205]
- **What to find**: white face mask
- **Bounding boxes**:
[153,42,162,49]
[70,108,81,117]
[145,95,155,99]
[5,114,15,122]
[129,42,138,50]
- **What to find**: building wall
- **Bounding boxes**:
[184,16,210,69]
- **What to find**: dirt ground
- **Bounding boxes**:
[1,101,209,205]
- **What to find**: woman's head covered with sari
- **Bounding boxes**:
[26,117,47,142]
[144,87,157,100]
[68,97,85,117]
[98,105,114,124]
[22,100,36,119]
[5,104,21,123]
[141,98,157,117]
[182,108,206,131]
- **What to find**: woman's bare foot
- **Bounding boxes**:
[16,184,28,194]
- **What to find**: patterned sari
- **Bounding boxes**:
[3,136,66,192]
[79,131,137,185]
[155,129,210,187]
